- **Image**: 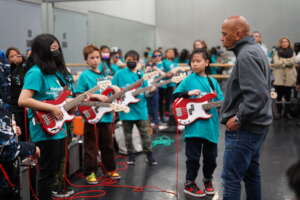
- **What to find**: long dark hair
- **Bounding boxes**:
[26,34,70,78]
[178,49,190,63]
[189,48,211,74]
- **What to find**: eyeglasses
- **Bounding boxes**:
[152,55,162,58]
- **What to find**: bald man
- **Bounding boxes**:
[220,16,272,200]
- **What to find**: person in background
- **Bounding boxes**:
[252,31,269,57]
[99,45,118,78]
[286,160,300,200]
[178,49,190,64]
[6,47,27,141]
[0,62,40,199]
[143,47,152,65]
[193,40,208,50]
[145,50,166,132]
[162,48,178,122]
[271,37,297,119]
[209,47,219,75]
[111,47,126,69]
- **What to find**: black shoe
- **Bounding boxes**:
[127,153,135,165]
[52,188,75,198]
[146,152,158,166]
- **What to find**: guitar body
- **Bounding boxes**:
[119,90,140,106]
[35,90,75,135]
[172,93,217,125]
[78,104,113,124]
[78,87,115,124]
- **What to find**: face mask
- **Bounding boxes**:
[127,61,137,69]
[51,49,61,57]
[102,53,110,60]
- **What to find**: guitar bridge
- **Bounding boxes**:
[175,108,183,117]
[42,114,51,126]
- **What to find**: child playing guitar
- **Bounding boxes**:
[172,49,223,198]
[76,45,121,183]
[18,34,77,199]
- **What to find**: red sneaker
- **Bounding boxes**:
[204,180,215,195]
[184,182,206,198]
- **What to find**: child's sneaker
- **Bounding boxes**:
[204,180,215,195]
[184,182,206,198]
[146,152,158,166]
[107,171,121,180]
[127,153,135,165]
[86,172,98,185]
[52,188,75,198]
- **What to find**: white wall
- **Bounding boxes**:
[55,0,156,26]
[156,0,300,51]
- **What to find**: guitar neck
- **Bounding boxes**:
[132,79,171,96]
[64,85,100,111]
[78,101,111,107]
[202,101,223,110]
[107,79,144,102]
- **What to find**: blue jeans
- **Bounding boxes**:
[147,90,159,125]
[222,128,268,200]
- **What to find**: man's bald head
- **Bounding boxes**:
[221,16,251,49]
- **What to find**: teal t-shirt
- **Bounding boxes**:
[163,59,178,87]
[155,62,168,89]
[173,73,224,144]
[22,65,71,143]
[209,55,218,75]
[98,62,119,76]
[76,69,113,123]
[112,68,148,121]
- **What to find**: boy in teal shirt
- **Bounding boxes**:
[76,45,121,183]
[112,50,157,166]
[173,49,223,198]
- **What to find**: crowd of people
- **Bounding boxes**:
[0,15,300,200]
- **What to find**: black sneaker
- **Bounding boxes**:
[204,180,215,195]
[127,153,135,165]
[146,152,158,166]
[52,188,75,198]
[184,182,206,198]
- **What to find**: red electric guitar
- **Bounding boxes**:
[34,80,111,135]
[78,71,159,124]
[173,93,223,125]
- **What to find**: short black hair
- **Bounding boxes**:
[125,50,139,61]
[287,160,300,199]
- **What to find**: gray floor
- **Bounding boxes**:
[70,119,299,200]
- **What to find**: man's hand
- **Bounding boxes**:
[226,116,240,131]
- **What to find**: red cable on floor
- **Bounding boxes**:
[0,163,15,188]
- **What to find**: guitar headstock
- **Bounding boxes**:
[97,80,112,91]
[171,73,186,83]
[143,71,159,81]
[111,103,130,113]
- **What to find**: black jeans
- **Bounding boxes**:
[36,138,65,200]
[185,138,218,182]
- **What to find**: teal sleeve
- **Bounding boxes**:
[213,78,224,101]
[112,72,119,86]
[163,60,171,72]
[174,77,187,94]
[23,68,43,92]
[76,73,88,93]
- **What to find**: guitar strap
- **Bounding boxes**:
[55,73,66,88]
[207,76,215,92]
